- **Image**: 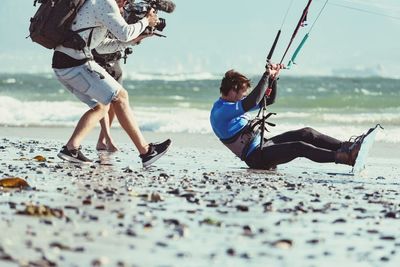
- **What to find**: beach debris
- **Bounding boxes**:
[33,155,46,162]
[226,248,236,256]
[149,192,163,202]
[143,222,154,229]
[64,205,80,214]
[206,200,219,208]
[236,205,249,212]
[332,218,347,224]
[384,211,399,219]
[122,166,134,173]
[243,225,254,237]
[380,236,396,241]
[200,218,222,227]
[125,228,137,237]
[180,192,199,204]
[167,188,180,195]
[17,204,64,218]
[28,257,57,267]
[82,196,92,205]
[0,177,30,189]
[270,239,293,249]
[263,201,274,212]
[164,219,189,238]
[306,239,321,244]
[240,253,251,259]
[0,245,14,262]
[49,242,84,252]
[92,257,110,266]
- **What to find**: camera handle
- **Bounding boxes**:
[153,32,166,38]
[122,48,133,64]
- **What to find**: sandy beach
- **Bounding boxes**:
[1,126,399,267]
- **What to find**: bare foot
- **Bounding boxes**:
[106,142,119,153]
[96,142,107,151]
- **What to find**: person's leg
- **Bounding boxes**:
[246,141,336,169]
[66,103,110,150]
[96,118,108,151]
[112,88,149,155]
[270,127,342,151]
[96,106,118,152]
[96,61,122,151]
[111,88,171,167]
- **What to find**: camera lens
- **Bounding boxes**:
[155,18,166,31]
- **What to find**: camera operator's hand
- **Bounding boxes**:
[266,63,284,79]
[146,8,158,28]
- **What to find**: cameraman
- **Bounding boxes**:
[210,64,362,169]
[92,0,150,152]
[53,0,171,167]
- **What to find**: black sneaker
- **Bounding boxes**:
[140,139,171,168]
[57,146,92,164]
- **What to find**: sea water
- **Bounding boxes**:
[0,73,399,143]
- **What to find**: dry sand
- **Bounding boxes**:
[1,126,399,267]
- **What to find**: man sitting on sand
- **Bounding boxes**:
[53,0,171,167]
[210,63,361,170]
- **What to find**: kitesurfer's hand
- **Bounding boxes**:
[267,63,284,79]
[146,8,158,28]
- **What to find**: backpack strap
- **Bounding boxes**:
[86,28,95,48]
[74,27,96,34]
[72,26,96,47]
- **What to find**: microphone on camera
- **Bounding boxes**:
[150,0,176,13]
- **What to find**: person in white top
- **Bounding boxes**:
[93,0,134,153]
[53,0,171,167]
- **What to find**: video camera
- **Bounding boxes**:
[125,0,176,37]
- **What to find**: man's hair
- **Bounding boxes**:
[220,69,251,96]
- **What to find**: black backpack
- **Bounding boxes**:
[29,0,91,50]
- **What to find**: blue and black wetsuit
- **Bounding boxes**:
[210,73,344,169]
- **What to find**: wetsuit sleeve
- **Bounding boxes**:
[241,72,270,112]
[265,78,278,106]
[95,0,149,42]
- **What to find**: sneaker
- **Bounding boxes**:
[140,139,171,168]
[57,146,92,164]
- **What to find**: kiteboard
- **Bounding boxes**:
[351,124,383,175]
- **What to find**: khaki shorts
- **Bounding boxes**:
[54,61,121,108]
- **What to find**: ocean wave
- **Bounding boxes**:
[1,78,16,84]
[0,96,86,127]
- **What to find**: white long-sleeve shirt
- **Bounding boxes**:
[55,0,149,59]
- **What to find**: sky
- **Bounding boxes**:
[0,0,399,76]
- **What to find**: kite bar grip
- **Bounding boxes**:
[287,33,309,69]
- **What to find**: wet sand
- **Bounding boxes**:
[1,126,399,267]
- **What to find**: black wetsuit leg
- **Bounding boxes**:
[270,127,342,150]
[245,141,336,169]
[245,127,341,169]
